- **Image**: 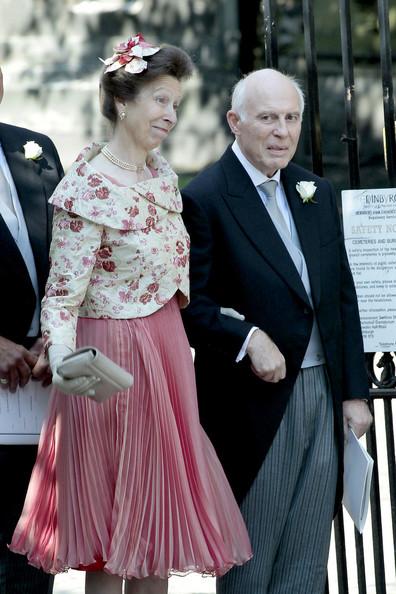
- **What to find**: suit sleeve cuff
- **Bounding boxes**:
[236,327,259,362]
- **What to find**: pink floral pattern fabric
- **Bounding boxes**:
[41,143,190,350]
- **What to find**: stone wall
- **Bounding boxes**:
[0,0,239,171]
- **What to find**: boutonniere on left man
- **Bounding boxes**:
[296,181,317,204]
[23,140,43,161]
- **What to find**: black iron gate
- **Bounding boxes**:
[259,1,396,592]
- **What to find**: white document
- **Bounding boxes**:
[341,188,396,352]
[343,427,374,533]
[0,380,51,444]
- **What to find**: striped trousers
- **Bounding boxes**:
[217,365,338,594]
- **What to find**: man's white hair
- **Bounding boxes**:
[231,70,305,120]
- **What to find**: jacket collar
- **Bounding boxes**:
[220,146,321,307]
[280,165,321,305]
[74,142,182,213]
[0,123,50,292]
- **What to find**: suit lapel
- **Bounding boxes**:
[220,148,311,308]
[0,126,50,293]
[0,214,30,273]
[281,166,321,305]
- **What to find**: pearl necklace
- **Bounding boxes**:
[101,145,146,172]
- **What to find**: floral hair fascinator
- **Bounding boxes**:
[100,33,160,74]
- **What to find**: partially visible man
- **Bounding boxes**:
[182,69,372,594]
[0,66,63,594]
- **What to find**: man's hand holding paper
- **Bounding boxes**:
[0,336,37,391]
[343,399,373,439]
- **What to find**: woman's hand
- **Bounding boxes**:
[48,344,100,397]
[52,369,101,397]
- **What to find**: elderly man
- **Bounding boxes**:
[181,69,372,594]
[0,66,63,594]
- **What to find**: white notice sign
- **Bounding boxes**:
[342,188,396,352]
[0,380,50,444]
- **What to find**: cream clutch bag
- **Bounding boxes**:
[57,347,133,402]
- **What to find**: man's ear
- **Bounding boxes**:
[227,110,241,136]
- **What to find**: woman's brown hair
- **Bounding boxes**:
[100,45,194,123]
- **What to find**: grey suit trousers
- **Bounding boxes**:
[217,365,338,594]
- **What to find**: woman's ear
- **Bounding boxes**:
[114,97,126,117]
[114,96,125,106]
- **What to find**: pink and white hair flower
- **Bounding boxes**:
[100,33,160,75]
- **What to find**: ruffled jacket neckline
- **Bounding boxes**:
[49,142,183,230]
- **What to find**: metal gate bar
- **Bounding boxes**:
[302,0,323,176]
[338,0,360,189]
[377,0,396,185]
[262,0,278,69]
[383,398,396,573]
[366,407,387,593]
[334,512,349,593]
[338,3,367,589]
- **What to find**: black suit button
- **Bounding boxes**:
[303,307,310,315]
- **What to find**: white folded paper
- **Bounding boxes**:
[343,427,374,533]
[0,380,51,444]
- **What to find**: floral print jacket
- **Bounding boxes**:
[41,143,190,351]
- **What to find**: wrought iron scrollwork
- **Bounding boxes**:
[366,352,396,389]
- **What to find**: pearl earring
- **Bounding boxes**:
[119,111,126,121]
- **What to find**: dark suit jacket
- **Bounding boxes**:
[0,123,63,347]
[181,146,369,506]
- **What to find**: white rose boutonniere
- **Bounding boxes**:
[296,181,317,204]
[23,141,43,161]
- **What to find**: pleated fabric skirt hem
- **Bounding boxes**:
[8,545,251,579]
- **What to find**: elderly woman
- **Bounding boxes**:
[10,35,251,594]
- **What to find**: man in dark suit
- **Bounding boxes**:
[0,66,63,593]
[181,69,372,594]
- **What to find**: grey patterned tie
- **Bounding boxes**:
[0,166,15,213]
[260,180,290,237]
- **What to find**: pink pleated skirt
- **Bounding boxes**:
[10,297,252,578]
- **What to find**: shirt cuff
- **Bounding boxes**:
[236,327,259,362]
